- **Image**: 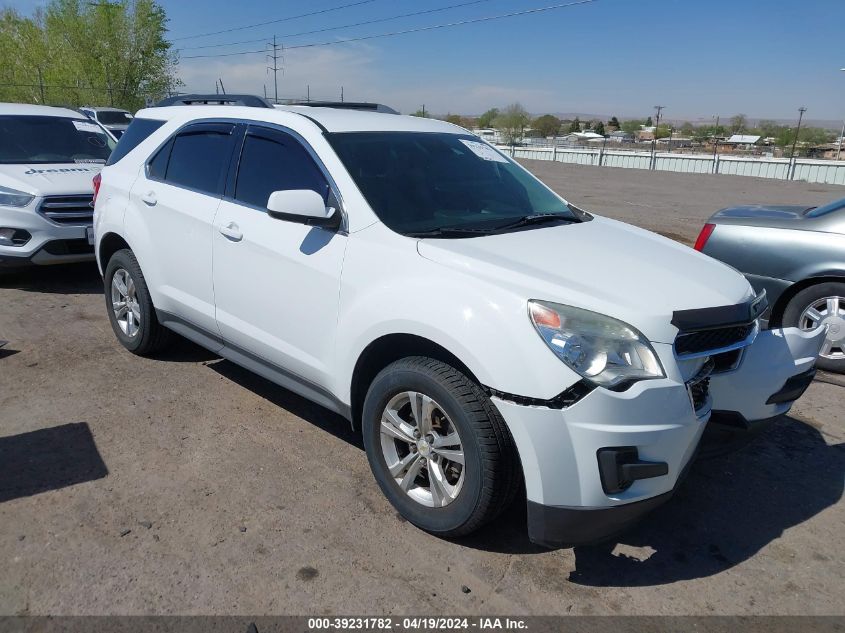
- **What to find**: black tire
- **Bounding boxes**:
[103,249,171,356]
[782,282,845,373]
[362,356,522,538]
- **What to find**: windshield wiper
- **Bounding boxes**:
[405,226,498,238]
[491,213,575,232]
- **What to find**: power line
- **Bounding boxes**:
[177,0,497,52]
[180,0,598,59]
[171,0,379,42]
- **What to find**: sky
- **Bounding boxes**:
[5,0,845,122]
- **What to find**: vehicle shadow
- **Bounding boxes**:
[0,262,101,295]
[459,415,843,583]
[207,358,363,450]
[0,422,108,503]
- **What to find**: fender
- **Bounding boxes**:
[332,223,580,405]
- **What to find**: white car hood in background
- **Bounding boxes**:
[417,215,754,344]
[0,163,102,197]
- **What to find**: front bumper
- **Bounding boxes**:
[493,327,825,548]
[0,205,94,267]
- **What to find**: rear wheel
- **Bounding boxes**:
[362,356,521,537]
[104,249,171,356]
[783,282,845,373]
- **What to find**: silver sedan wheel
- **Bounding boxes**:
[111,268,141,338]
[800,296,845,360]
[380,391,465,508]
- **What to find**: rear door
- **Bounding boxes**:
[212,124,347,390]
[126,121,238,337]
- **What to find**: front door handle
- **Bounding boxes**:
[219,222,243,242]
[141,191,157,206]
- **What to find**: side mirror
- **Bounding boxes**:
[266,189,340,230]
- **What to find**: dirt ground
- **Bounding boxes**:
[0,164,843,615]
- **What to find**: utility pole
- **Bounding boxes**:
[307,85,310,102]
[790,107,806,158]
[340,86,344,102]
[650,105,664,169]
[836,119,844,161]
[266,35,282,104]
[653,105,664,129]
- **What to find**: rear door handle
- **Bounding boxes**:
[219,222,243,242]
[141,191,157,206]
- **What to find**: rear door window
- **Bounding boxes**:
[154,122,236,196]
[105,118,165,165]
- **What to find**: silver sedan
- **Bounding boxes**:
[695,198,845,373]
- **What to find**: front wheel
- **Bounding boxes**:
[362,356,521,537]
[783,282,845,373]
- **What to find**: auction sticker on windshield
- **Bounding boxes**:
[72,120,102,133]
[460,139,508,163]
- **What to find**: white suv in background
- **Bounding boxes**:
[0,103,114,268]
[94,103,824,547]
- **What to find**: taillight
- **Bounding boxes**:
[693,223,715,251]
[92,172,102,205]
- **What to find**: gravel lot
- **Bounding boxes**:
[1,164,843,616]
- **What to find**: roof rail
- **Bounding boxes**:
[285,101,399,114]
[154,94,275,108]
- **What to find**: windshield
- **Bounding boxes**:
[806,197,845,218]
[0,115,115,164]
[96,110,133,125]
[327,132,576,235]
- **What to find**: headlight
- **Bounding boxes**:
[0,185,35,207]
[528,300,665,389]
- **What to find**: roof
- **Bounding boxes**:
[0,102,86,118]
[726,134,761,144]
[136,104,463,134]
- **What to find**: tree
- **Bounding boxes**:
[411,109,429,118]
[568,116,581,133]
[645,116,653,126]
[620,119,645,134]
[607,116,620,130]
[0,0,178,110]
[730,113,748,134]
[493,103,531,145]
[654,125,671,140]
[445,113,465,127]
[680,121,695,136]
[532,114,561,138]
[477,107,499,129]
[593,121,605,136]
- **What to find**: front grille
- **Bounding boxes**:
[686,358,714,413]
[38,194,94,225]
[675,323,755,356]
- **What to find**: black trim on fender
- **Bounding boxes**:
[597,447,668,494]
[671,290,768,332]
[485,380,595,409]
[766,367,816,404]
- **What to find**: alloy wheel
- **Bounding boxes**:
[111,268,141,337]
[379,391,465,508]
[800,295,845,360]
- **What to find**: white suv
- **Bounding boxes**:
[0,103,114,267]
[94,103,825,547]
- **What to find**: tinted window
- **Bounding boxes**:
[163,125,234,196]
[147,139,172,180]
[97,110,133,125]
[106,118,165,165]
[0,115,115,164]
[234,128,329,209]
[327,132,574,235]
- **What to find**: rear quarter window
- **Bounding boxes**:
[106,118,165,166]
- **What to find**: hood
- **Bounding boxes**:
[416,216,753,344]
[0,163,102,197]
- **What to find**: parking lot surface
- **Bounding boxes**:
[1,164,843,615]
